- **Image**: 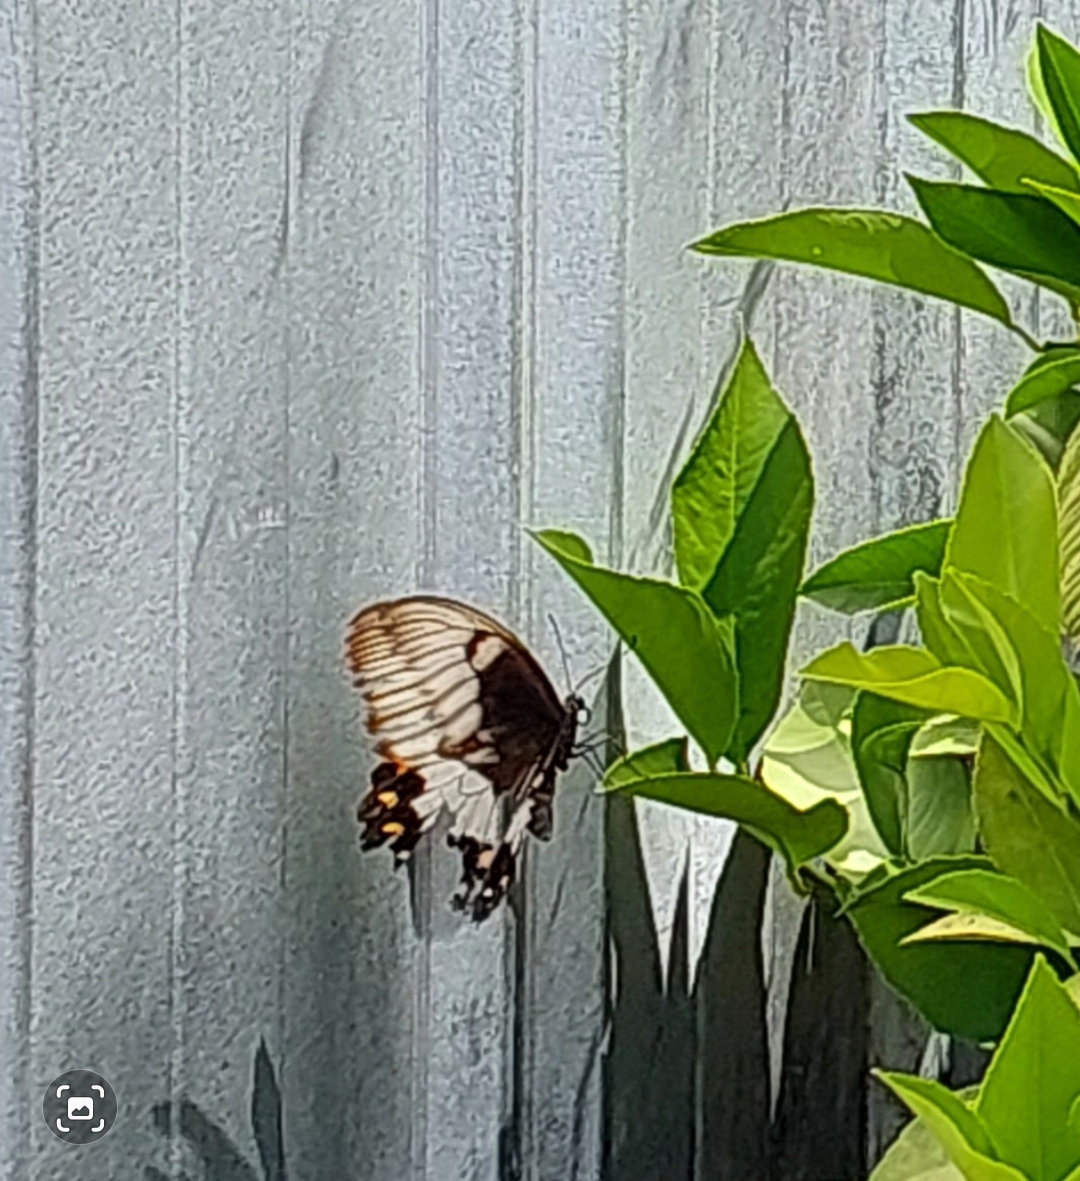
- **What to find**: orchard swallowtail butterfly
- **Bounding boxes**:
[345,596,585,921]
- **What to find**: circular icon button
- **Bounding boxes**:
[43,1070,117,1144]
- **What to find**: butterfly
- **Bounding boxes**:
[344,596,586,921]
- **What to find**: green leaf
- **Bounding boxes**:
[974,733,1080,938]
[945,416,1060,633]
[1023,177,1080,232]
[800,520,952,614]
[690,209,1013,328]
[904,869,1076,965]
[608,769,849,871]
[952,572,1080,807]
[1038,24,1080,166]
[1005,347,1080,416]
[851,693,930,857]
[909,175,1080,299]
[909,110,1080,193]
[848,856,1035,1041]
[703,415,813,760]
[604,737,689,789]
[869,1090,979,1181]
[906,754,977,861]
[532,529,738,766]
[672,340,814,760]
[976,955,1080,1181]
[671,338,788,590]
[802,643,1016,724]
[875,1074,1027,1181]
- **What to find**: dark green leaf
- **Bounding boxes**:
[609,769,848,871]
[605,737,690,789]
[851,693,930,857]
[944,415,1060,633]
[704,416,813,761]
[1023,177,1080,233]
[801,519,952,613]
[691,208,1013,327]
[909,175,1080,301]
[671,338,788,590]
[802,642,1016,724]
[974,733,1080,936]
[909,110,1080,193]
[906,754,977,861]
[976,954,1080,1181]
[532,529,738,766]
[1005,347,1080,416]
[847,856,1034,1041]
[1038,24,1080,165]
[904,868,1075,965]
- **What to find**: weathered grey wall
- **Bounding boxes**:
[1,1,1076,1179]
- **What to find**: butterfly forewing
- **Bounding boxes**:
[345,595,580,921]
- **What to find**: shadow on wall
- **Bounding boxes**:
[604,795,875,1181]
[145,1040,286,1181]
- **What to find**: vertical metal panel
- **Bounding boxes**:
[284,3,425,1179]
[517,0,628,1176]
[28,0,179,1176]
[420,0,524,1175]
[0,0,34,1174]
[170,2,290,1174]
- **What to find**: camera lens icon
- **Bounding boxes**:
[43,1070,117,1144]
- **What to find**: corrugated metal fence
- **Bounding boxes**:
[0,1,1070,1178]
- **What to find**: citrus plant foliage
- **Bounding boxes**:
[541,24,1080,1181]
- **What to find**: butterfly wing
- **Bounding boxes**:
[345,596,577,920]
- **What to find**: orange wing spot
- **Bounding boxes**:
[382,821,406,837]
[376,790,399,807]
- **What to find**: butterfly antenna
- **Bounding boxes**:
[547,612,575,697]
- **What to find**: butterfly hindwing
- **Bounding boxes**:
[345,596,580,920]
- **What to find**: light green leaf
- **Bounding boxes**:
[604,737,689,790]
[976,955,1080,1181]
[532,529,738,766]
[945,416,1060,633]
[1004,347,1080,416]
[875,1074,1027,1181]
[703,414,813,760]
[909,110,1080,193]
[848,856,1034,1041]
[904,869,1076,965]
[1059,424,1080,642]
[608,769,849,871]
[1038,25,1080,166]
[802,643,1016,724]
[951,572,1080,807]
[869,1089,981,1181]
[800,520,952,614]
[909,176,1080,299]
[671,338,788,590]
[974,733,1080,938]
[910,715,983,759]
[690,209,1013,328]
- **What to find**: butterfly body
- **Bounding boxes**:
[345,596,582,921]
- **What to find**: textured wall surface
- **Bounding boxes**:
[0,1,1075,1179]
